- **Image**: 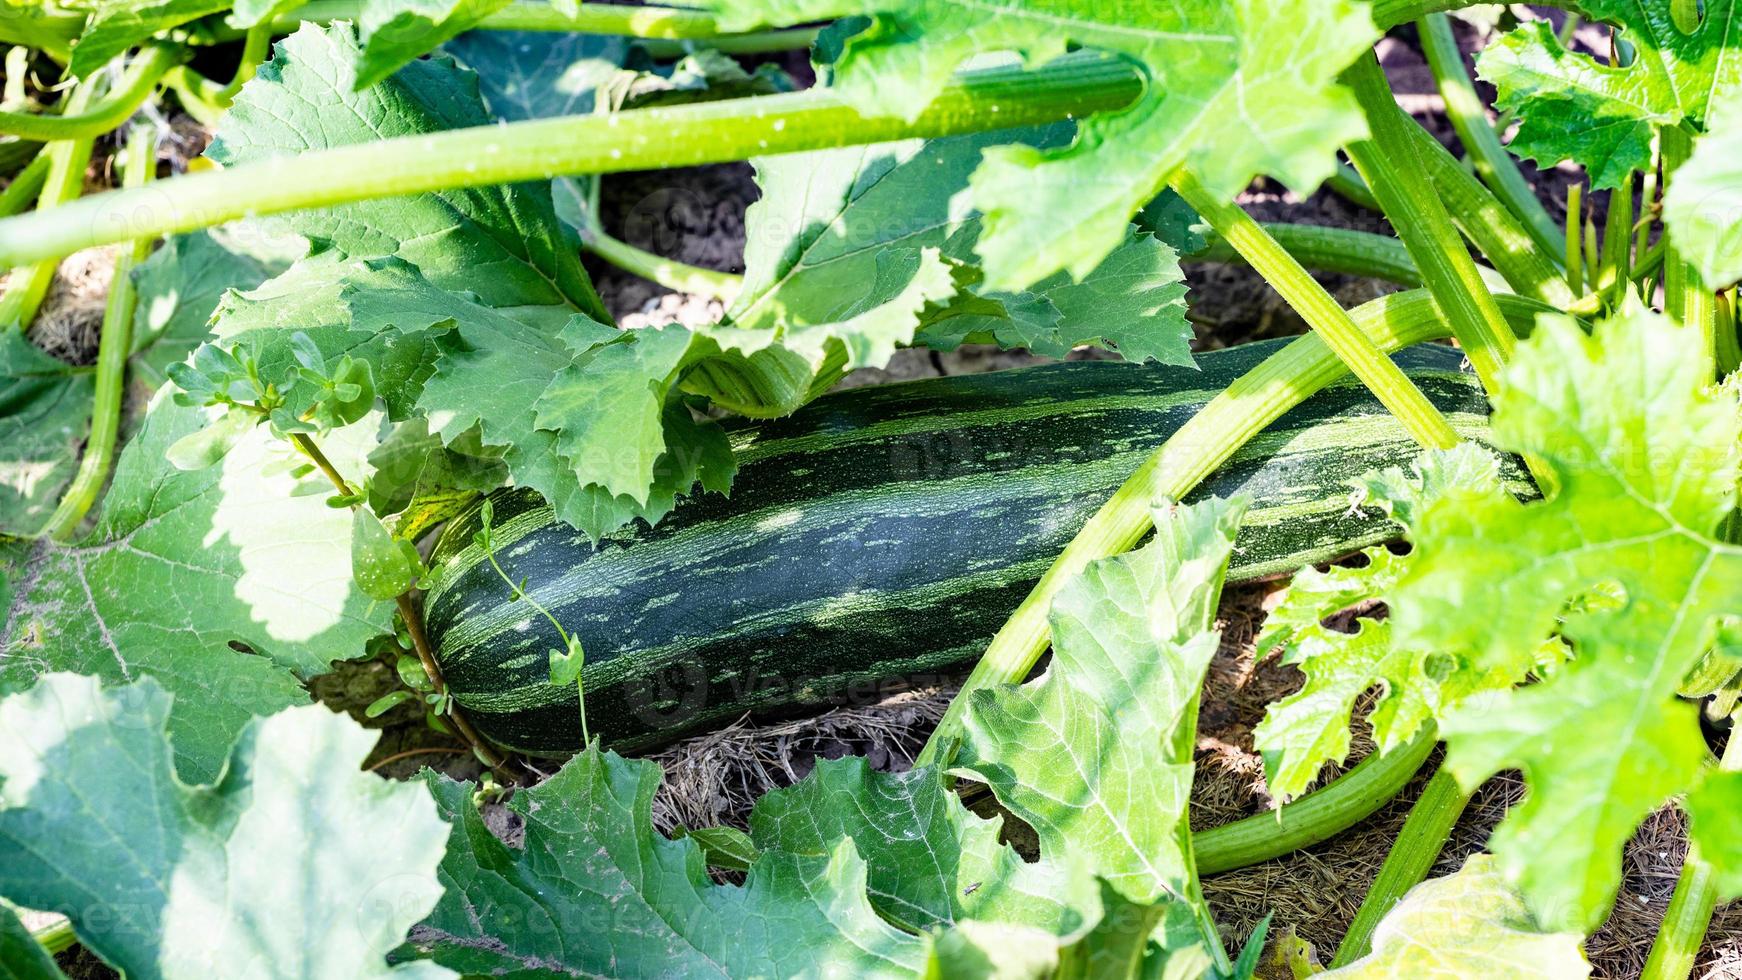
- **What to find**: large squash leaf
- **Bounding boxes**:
[1390,302,1742,931]
[0,674,451,979]
[0,395,391,781]
[701,0,1377,290]
[1478,0,1742,188]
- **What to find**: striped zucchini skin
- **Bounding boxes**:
[424,341,1502,755]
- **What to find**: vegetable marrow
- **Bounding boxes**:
[424,340,1507,755]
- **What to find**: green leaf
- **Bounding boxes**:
[164,406,255,469]
[352,507,420,600]
[354,0,513,89]
[1477,0,1742,188]
[1391,302,1742,931]
[1664,89,1742,289]
[0,396,392,781]
[1319,855,1590,978]
[414,749,928,976]
[443,29,631,239]
[0,903,64,980]
[445,29,628,121]
[705,0,1377,289]
[208,23,607,323]
[128,230,290,387]
[921,920,1061,980]
[749,757,1095,935]
[673,824,758,872]
[1251,483,1535,805]
[959,496,1242,907]
[66,0,229,77]
[736,127,1192,366]
[364,418,504,518]
[0,331,93,535]
[0,674,452,979]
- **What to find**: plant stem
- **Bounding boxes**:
[1403,118,1573,308]
[1187,222,1512,293]
[31,919,74,956]
[0,54,1143,268]
[1327,161,1381,211]
[1195,729,1439,874]
[0,78,100,331]
[285,0,728,37]
[0,45,178,142]
[1566,183,1584,295]
[1602,182,1634,292]
[637,28,822,60]
[1330,763,1471,966]
[218,26,272,104]
[163,68,228,129]
[1640,725,1742,980]
[0,153,50,217]
[286,430,512,777]
[1418,13,1563,261]
[583,226,742,300]
[914,289,1560,767]
[1343,52,1517,396]
[1170,171,1462,450]
[39,126,155,541]
[1661,126,1717,367]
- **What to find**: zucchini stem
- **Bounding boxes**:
[0,77,101,331]
[1170,171,1462,450]
[1640,723,1742,980]
[1343,52,1518,395]
[0,54,1145,269]
[1329,761,1470,966]
[1417,13,1563,260]
[1660,126,1717,371]
[39,126,156,541]
[0,45,178,142]
[581,222,742,301]
[1186,221,1512,294]
[1195,729,1439,874]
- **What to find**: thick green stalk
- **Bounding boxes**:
[39,127,155,541]
[0,55,1143,269]
[218,26,273,104]
[1602,182,1634,291]
[32,919,74,956]
[915,289,1559,767]
[1640,726,1742,980]
[1343,52,1517,395]
[638,28,823,59]
[583,228,742,300]
[1403,119,1572,307]
[1330,763,1471,966]
[1661,126,1717,365]
[1187,222,1512,293]
[1170,171,1461,449]
[0,45,177,141]
[1566,184,1585,295]
[0,153,49,217]
[1195,730,1439,874]
[0,79,100,331]
[286,0,743,37]
[1328,161,1382,211]
[1418,14,1563,260]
